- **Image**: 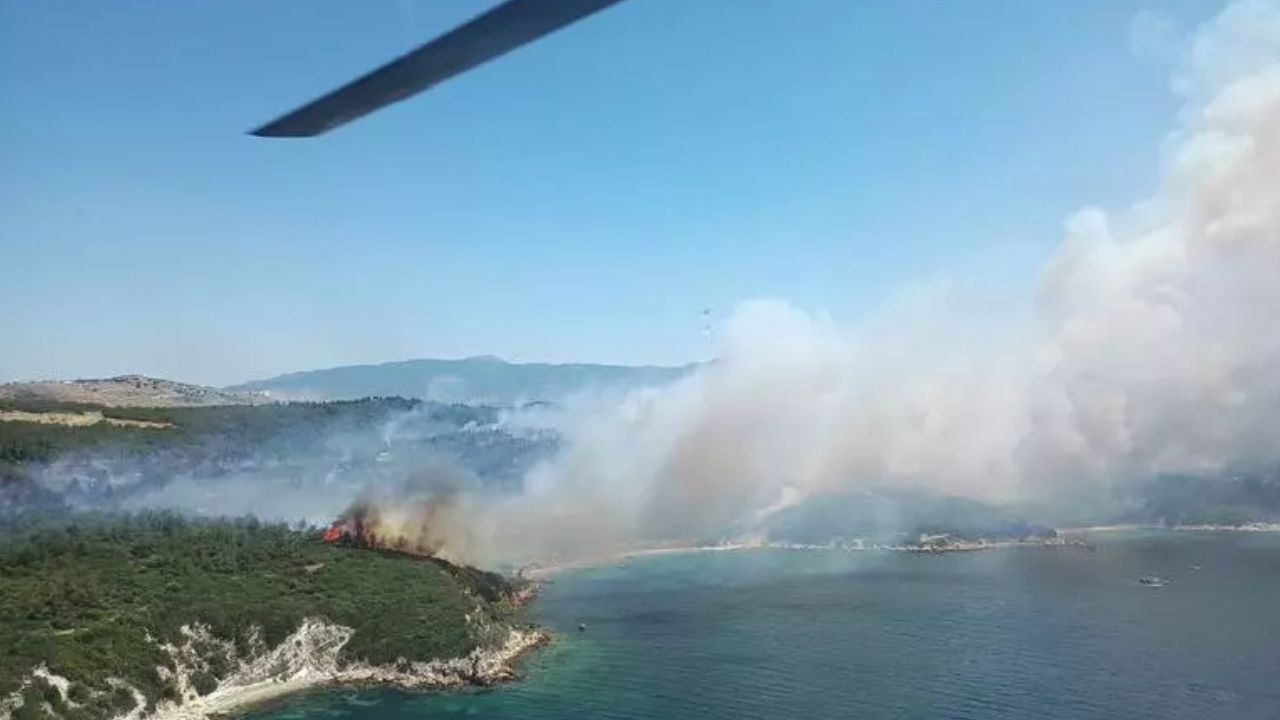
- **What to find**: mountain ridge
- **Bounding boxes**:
[226,356,695,404]
[0,375,269,408]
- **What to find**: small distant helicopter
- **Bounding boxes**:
[251,0,626,138]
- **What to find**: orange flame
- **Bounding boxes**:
[318,492,462,559]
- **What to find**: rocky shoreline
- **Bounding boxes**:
[1,621,549,720]
[146,621,549,720]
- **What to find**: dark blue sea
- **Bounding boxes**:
[247,531,1280,720]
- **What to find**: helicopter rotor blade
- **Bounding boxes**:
[251,0,625,138]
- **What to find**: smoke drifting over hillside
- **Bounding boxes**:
[12,3,1275,570]
[389,0,1280,566]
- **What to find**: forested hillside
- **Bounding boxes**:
[0,397,554,519]
[0,514,525,720]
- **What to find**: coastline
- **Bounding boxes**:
[127,524,1280,715]
[519,542,769,580]
[22,523,1267,720]
[0,615,552,720]
[141,623,548,720]
[149,620,550,717]
[519,535,1090,580]
[1061,522,1280,533]
[520,522,1280,580]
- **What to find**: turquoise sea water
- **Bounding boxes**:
[248,532,1280,719]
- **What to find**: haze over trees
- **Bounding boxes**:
[0,396,553,519]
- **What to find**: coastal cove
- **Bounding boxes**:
[0,517,539,720]
[245,530,1280,720]
[6,3,1280,720]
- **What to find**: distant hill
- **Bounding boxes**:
[1,397,554,520]
[758,490,1056,546]
[1115,470,1280,526]
[0,375,270,408]
[226,356,694,404]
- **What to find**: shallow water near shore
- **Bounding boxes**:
[246,531,1280,720]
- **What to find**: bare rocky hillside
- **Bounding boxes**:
[0,375,271,408]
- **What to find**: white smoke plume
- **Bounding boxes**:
[423,0,1280,566]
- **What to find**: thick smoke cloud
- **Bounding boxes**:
[1029,0,1280,497]
[416,0,1280,566]
[21,2,1273,569]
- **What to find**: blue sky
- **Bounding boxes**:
[0,0,1225,385]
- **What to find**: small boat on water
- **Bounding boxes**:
[1138,575,1168,587]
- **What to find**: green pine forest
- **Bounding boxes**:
[0,513,523,720]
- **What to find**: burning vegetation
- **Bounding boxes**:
[320,490,474,561]
[0,514,530,720]
[319,493,529,606]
